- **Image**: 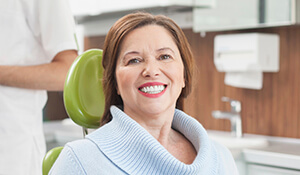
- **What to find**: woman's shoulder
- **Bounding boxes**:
[50,138,126,174]
[58,138,101,165]
[53,137,126,174]
[65,138,97,152]
[49,139,96,174]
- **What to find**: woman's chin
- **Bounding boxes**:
[138,103,175,116]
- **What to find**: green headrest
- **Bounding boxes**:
[63,49,105,129]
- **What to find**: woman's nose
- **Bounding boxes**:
[142,60,160,77]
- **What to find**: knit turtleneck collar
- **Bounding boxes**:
[87,106,219,175]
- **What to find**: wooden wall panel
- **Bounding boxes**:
[84,25,300,139]
[182,25,300,138]
[44,92,68,121]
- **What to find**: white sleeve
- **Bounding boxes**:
[38,0,78,59]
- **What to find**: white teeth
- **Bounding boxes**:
[140,85,165,94]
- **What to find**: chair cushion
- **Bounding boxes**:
[64,49,104,129]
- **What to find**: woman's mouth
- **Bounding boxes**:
[139,85,166,94]
[138,83,167,98]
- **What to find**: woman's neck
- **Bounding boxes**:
[119,106,197,164]
[123,106,175,146]
[141,118,197,164]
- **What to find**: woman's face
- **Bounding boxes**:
[115,25,185,118]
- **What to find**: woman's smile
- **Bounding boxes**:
[138,82,167,98]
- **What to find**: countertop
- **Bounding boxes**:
[43,119,85,150]
[207,130,300,170]
[243,135,300,170]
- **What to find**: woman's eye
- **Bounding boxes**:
[159,54,171,60]
[127,58,141,65]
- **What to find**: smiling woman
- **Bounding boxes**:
[115,25,186,126]
[49,12,239,175]
[101,12,195,126]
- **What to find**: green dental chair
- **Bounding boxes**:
[42,49,105,175]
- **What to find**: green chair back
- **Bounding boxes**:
[64,49,104,128]
[42,49,104,175]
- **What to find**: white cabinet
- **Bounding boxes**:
[69,0,213,36]
[69,0,212,17]
[193,0,300,32]
[247,164,300,175]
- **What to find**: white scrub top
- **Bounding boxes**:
[0,0,77,174]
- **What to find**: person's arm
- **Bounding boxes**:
[0,50,77,91]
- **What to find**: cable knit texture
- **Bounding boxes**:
[50,105,238,175]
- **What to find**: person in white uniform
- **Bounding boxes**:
[0,0,78,174]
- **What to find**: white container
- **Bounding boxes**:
[214,33,280,72]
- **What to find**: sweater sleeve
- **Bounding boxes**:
[49,145,86,175]
[212,141,240,175]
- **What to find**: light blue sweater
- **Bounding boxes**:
[50,106,238,175]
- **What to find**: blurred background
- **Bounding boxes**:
[43,1,300,174]
[44,0,300,139]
